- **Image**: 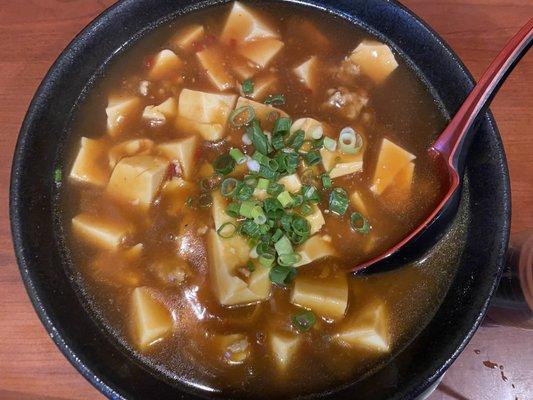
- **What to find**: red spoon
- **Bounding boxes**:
[355,17,533,273]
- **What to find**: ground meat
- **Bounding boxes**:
[321,86,369,120]
[333,59,361,87]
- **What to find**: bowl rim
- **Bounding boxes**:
[9,0,511,399]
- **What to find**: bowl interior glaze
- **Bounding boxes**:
[10,0,510,399]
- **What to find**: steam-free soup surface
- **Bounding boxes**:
[64,2,460,397]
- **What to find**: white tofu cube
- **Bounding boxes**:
[171,24,204,51]
[175,116,225,142]
[143,97,178,127]
[148,49,183,81]
[270,333,301,371]
[278,174,301,193]
[238,38,284,68]
[196,45,236,91]
[106,155,169,208]
[232,57,259,80]
[350,191,368,215]
[334,301,390,352]
[235,97,288,126]
[157,135,199,180]
[291,274,348,320]
[72,213,132,251]
[370,138,416,195]
[131,287,173,349]
[294,235,336,267]
[108,138,154,169]
[106,96,142,137]
[69,137,110,187]
[220,1,279,45]
[290,117,324,140]
[306,204,325,235]
[293,56,319,91]
[320,148,364,179]
[349,40,398,84]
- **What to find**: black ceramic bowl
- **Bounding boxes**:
[10,0,510,399]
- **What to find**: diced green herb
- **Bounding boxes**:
[269,264,297,285]
[242,79,254,95]
[264,94,285,106]
[292,310,316,332]
[214,154,236,175]
[217,222,237,238]
[350,212,371,234]
[329,187,349,216]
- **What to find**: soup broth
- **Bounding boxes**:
[63,2,461,397]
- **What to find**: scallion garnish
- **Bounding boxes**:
[217,222,237,238]
[311,125,323,140]
[220,178,239,197]
[243,175,258,188]
[229,148,247,164]
[273,117,292,136]
[242,79,254,95]
[338,127,362,154]
[329,187,349,216]
[275,235,293,255]
[259,252,275,267]
[271,228,284,243]
[299,203,313,216]
[247,119,271,154]
[323,136,337,151]
[229,105,255,127]
[277,191,294,208]
[234,183,254,201]
[302,185,320,203]
[278,253,302,266]
[287,129,305,150]
[258,164,278,180]
[226,202,240,218]
[291,215,310,236]
[214,154,236,175]
[264,94,285,106]
[304,150,321,166]
[246,261,256,272]
[292,310,316,332]
[269,264,297,285]
[252,206,267,224]
[350,212,370,234]
[239,200,257,218]
[271,134,285,150]
[257,178,269,190]
[321,173,332,189]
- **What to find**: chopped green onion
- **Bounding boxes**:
[54,168,62,184]
[321,173,332,189]
[252,151,270,165]
[239,200,257,218]
[292,310,316,332]
[269,264,297,285]
[273,117,292,136]
[226,202,240,218]
[291,216,311,236]
[200,174,223,191]
[350,212,371,234]
[278,253,302,266]
[229,105,255,127]
[304,150,321,166]
[329,187,349,216]
[264,94,285,106]
[243,175,258,188]
[257,178,269,190]
[267,158,279,171]
[229,148,247,164]
[217,222,237,238]
[256,242,271,256]
[271,134,285,150]
[323,136,337,151]
[287,129,305,150]
[242,79,254,95]
[338,127,362,154]
[240,220,261,237]
[259,252,275,267]
[279,213,293,232]
[234,183,254,201]
[221,178,239,197]
[285,153,299,174]
[312,137,324,149]
[300,203,313,216]
[271,228,283,243]
[246,261,256,272]
[302,185,320,203]
[258,165,278,180]
[252,206,267,224]
[214,154,236,175]
[275,235,293,255]
[277,191,294,208]
[292,194,304,207]
[247,119,271,155]
[288,231,307,245]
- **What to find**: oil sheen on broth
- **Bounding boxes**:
[64,2,461,397]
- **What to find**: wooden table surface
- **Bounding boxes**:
[0,1,531,399]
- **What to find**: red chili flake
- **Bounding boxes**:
[168,162,181,178]
[144,55,154,70]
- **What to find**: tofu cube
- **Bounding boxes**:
[334,301,390,352]
[238,38,284,68]
[196,45,235,91]
[108,139,154,169]
[294,235,336,267]
[148,49,183,81]
[290,117,324,140]
[69,137,110,187]
[350,191,369,215]
[175,117,225,142]
[320,148,364,179]
[171,24,204,51]
[278,174,301,193]
[143,97,178,127]
[235,97,288,126]
[106,155,169,208]
[291,274,348,320]
[91,244,144,286]
[293,56,319,91]
[220,1,279,45]
[232,57,259,80]
[306,204,325,235]
[157,135,199,180]
[106,96,142,137]
[370,138,416,195]
[72,213,132,251]
[131,287,173,349]
[349,40,398,84]
[270,333,301,371]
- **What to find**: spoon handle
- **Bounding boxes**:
[432,17,533,167]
